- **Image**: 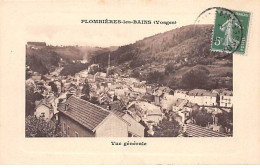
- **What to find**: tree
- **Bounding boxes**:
[89,96,99,104]
[81,82,91,101]
[25,116,62,137]
[26,81,36,116]
[60,62,88,76]
[192,108,213,127]
[48,82,58,93]
[153,118,181,137]
[34,92,44,101]
[131,70,140,78]
[165,62,175,75]
[146,71,165,84]
[216,111,233,133]
[181,68,209,89]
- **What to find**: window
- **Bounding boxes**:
[75,131,79,137]
[40,113,45,118]
[67,126,70,137]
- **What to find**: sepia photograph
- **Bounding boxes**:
[1,0,260,165]
[25,23,235,138]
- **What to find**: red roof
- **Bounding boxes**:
[58,96,111,131]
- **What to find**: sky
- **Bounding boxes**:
[22,0,218,47]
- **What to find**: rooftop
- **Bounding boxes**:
[188,89,217,97]
[221,90,233,96]
[173,98,186,107]
[185,124,229,137]
[58,95,111,131]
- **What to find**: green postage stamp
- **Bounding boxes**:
[211,8,250,54]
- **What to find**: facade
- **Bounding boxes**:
[220,90,233,108]
[174,90,188,99]
[35,103,53,121]
[114,111,145,137]
[172,98,187,112]
[127,101,163,124]
[187,89,217,106]
[58,95,128,137]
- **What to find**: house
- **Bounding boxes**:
[161,93,177,111]
[127,101,164,125]
[94,72,107,82]
[220,90,233,108]
[58,95,128,137]
[153,89,163,106]
[172,98,187,112]
[187,89,217,106]
[34,101,54,121]
[113,111,145,137]
[177,111,190,123]
[174,90,188,99]
[31,75,42,81]
[182,102,196,113]
[87,74,95,83]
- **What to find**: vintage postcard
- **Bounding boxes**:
[0,0,260,165]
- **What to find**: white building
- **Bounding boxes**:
[174,90,189,99]
[34,102,54,121]
[187,89,217,106]
[220,90,233,108]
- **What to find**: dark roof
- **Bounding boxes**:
[188,89,217,97]
[113,111,126,118]
[185,124,229,137]
[142,95,154,102]
[221,90,233,96]
[58,95,111,131]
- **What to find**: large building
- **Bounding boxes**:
[58,95,129,137]
[220,90,233,108]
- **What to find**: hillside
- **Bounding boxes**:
[26,24,233,90]
[91,25,232,68]
[26,45,110,75]
[91,24,233,90]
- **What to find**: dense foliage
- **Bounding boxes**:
[181,66,210,89]
[49,82,58,93]
[216,110,233,133]
[81,83,91,101]
[60,63,88,76]
[26,48,60,74]
[153,118,181,137]
[25,115,62,137]
[191,107,213,127]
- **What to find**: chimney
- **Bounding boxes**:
[65,103,70,111]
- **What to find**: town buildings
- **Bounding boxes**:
[26,57,233,137]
